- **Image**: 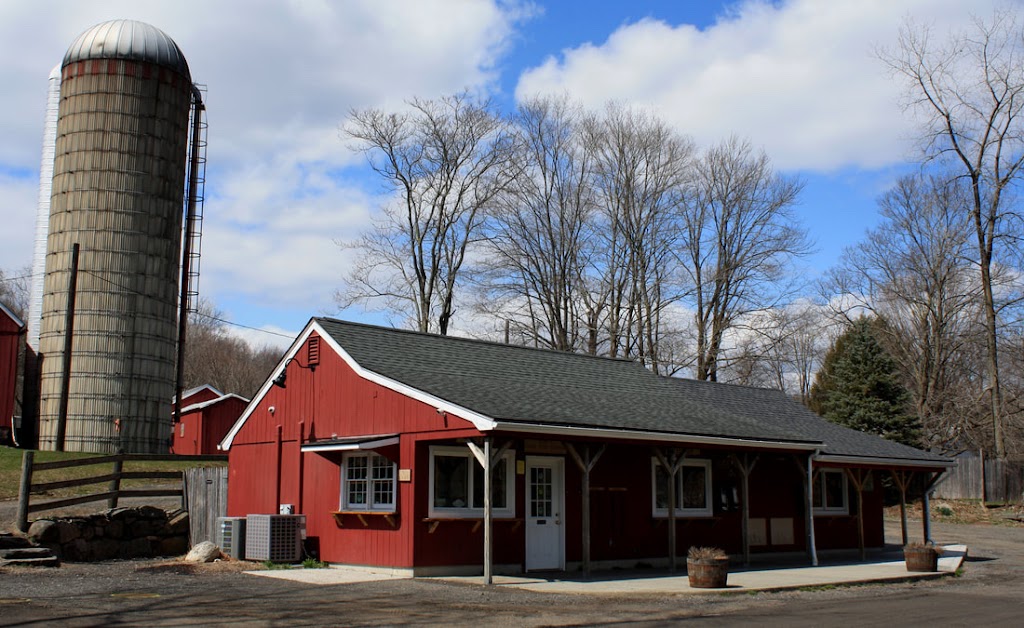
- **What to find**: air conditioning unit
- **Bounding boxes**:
[245,514,305,562]
[217,517,246,560]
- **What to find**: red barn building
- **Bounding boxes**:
[172,388,248,455]
[0,302,25,446]
[221,318,952,575]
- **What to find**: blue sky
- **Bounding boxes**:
[0,0,1002,349]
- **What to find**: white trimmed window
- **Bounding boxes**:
[651,458,713,517]
[341,452,396,512]
[428,446,515,518]
[812,468,849,515]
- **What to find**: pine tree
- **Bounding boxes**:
[809,317,921,446]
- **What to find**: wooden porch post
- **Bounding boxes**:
[654,448,685,572]
[467,438,511,586]
[890,470,912,547]
[566,443,606,578]
[845,468,870,561]
[731,453,759,566]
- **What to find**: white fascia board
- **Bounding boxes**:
[0,302,24,329]
[219,320,497,451]
[301,436,400,452]
[815,453,956,469]
[219,319,316,451]
[311,320,497,433]
[491,421,822,451]
[181,393,250,415]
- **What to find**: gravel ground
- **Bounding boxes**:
[1,510,1022,626]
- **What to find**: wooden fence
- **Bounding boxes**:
[16,451,227,532]
[183,466,228,546]
[934,451,1024,503]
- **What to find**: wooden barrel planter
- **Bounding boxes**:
[903,545,940,572]
[686,557,729,588]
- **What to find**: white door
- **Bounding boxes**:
[525,456,564,571]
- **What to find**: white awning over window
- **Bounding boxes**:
[300,434,399,453]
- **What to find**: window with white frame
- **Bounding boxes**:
[651,458,713,517]
[341,452,397,512]
[812,468,848,514]
[428,446,515,518]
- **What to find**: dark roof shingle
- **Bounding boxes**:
[315,318,949,465]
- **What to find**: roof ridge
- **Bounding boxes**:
[664,374,796,396]
[315,317,651,367]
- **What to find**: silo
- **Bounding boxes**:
[37,20,198,453]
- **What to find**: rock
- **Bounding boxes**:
[28,520,59,544]
[184,541,221,563]
[165,511,190,535]
[106,520,124,538]
[92,539,121,561]
[56,521,81,545]
[138,506,167,520]
[65,537,92,561]
[130,520,157,537]
[121,537,154,559]
[160,536,189,557]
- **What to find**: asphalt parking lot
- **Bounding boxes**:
[0,519,1021,626]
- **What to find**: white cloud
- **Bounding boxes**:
[0,0,524,320]
[515,0,1000,172]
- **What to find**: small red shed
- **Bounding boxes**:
[173,390,248,455]
[221,318,953,576]
[0,302,25,446]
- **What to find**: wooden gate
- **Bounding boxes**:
[184,466,228,547]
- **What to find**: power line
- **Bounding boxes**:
[77,269,294,340]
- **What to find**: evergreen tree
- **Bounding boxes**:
[809,317,921,446]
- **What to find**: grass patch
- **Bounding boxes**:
[0,445,226,500]
[797,584,837,592]
[261,560,293,570]
[302,558,328,569]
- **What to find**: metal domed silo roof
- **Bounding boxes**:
[63,19,190,79]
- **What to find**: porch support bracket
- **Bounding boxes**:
[654,448,686,572]
[566,443,606,578]
[729,453,759,567]
[467,438,512,586]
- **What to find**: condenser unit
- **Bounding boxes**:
[217,517,246,560]
[245,514,305,562]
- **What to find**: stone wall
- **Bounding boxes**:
[27,506,189,561]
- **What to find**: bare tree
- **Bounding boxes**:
[882,10,1024,457]
[826,174,987,451]
[725,304,828,403]
[585,104,694,372]
[682,136,809,381]
[184,299,282,398]
[476,96,596,351]
[0,265,31,319]
[339,94,516,334]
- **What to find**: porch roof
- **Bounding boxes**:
[314,319,948,466]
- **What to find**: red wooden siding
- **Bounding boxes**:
[0,308,23,442]
[228,332,483,567]
[181,386,220,406]
[227,330,890,570]
[173,396,248,455]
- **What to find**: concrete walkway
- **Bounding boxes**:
[245,545,966,593]
[439,545,966,594]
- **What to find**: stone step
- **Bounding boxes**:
[1,547,56,560]
[0,555,61,568]
[0,534,34,550]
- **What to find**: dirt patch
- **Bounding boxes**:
[885,499,1024,526]
[135,557,265,575]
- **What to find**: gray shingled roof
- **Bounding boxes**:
[661,378,950,464]
[315,318,949,464]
